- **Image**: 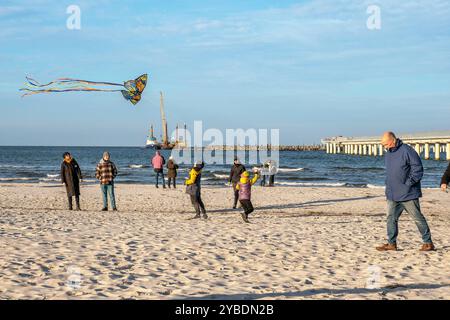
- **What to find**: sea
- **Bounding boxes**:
[0,146,447,188]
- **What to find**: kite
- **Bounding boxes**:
[19,74,148,105]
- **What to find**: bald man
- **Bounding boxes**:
[376,132,434,252]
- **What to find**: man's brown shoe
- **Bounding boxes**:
[376,243,397,251]
[419,243,435,252]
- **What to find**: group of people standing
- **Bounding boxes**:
[154,154,260,222]
[151,151,179,189]
[61,151,118,211]
[60,132,450,236]
[59,151,260,222]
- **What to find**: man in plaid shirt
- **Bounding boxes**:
[96,151,118,211]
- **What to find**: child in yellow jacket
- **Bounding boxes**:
[235,170,259,222]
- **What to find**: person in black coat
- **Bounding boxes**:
[61,152,83,210]
[441,162,450,192]
[229,158,246,209]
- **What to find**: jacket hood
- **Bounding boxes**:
[389,139,403,152]
[241,171,250,177]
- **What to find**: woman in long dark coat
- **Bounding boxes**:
[166,156,179,188]
[61,152,83,210]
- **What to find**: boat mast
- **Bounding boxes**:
[160,91,168,146]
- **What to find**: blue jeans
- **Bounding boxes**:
[155,170,165,187]
[101,183,116,209]
[387,199,432,244]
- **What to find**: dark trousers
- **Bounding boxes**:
[155,169,165,187]
[68,195,80,210]
[260,175,266,186]
[232,182,239,207]
[190,193,206,215]
[240,200,254,215]
[168,177,176,188]
[268,175,275,186]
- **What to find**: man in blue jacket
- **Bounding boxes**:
[376,132,434,252]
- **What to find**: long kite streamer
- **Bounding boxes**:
[19,74,148,105]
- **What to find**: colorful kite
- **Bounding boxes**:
[19,74,148,105]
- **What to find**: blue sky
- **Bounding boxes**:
[0,0,449,146]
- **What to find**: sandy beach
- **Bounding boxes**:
[0,183,449,300]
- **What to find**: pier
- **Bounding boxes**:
[188,145,325,151]
[322,131,450,160]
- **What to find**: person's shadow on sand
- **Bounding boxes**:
[207,195,382,214]
[177,282,450,300]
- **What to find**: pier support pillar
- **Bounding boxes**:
[424,143,430,160]
[435,143,441,160]
[358,144,363,155]
[363,145,367,155]
[373,145,378,156]
[415,144,421,156]
[447,143,450,161]
[379,145,384,156]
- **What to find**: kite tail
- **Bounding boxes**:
[19,87,123,97]
[25,76,124,88]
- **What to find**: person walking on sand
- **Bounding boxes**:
[151,150,166,189]
[96,151,118,211]
[376,132,435,252]
[260,162,269,186]
[229,157,246,209]
[166,156,179,189]
[267,159,278,187]
[61,152,82,211]
[185,161,207,219]
[235,169,259,223]
[440,162,450,192]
